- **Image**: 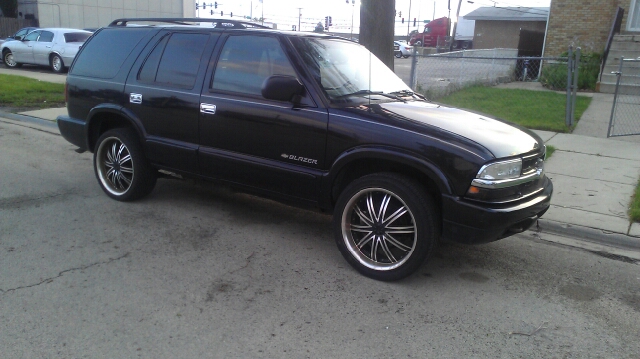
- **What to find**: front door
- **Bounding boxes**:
[630,0,640,31]
[198,34,328,203]
[12,30,39,63]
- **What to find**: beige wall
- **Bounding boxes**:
[36,0,189,28]
[473,20,547,50]
[544,0,634,57]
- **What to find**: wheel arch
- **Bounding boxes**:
[323,147,452,210]
[86,105,146,152]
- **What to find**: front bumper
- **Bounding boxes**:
[440,176,553,244]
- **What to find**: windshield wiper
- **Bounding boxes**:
[334,90,406,102]
[389,89,427,101]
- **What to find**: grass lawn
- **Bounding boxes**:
[545,145,556,159]
[437,86,592,133]
[631,181,640,223]
[0,74,65,109]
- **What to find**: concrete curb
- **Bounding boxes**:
[0,111,58,132]
[535,218,640,251]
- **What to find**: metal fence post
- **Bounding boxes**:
[565,46,573,127]
[570,47,581,126]
[607,57,624,137]
[409,46,418,91]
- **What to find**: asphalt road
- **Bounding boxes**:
[1,117,639,358]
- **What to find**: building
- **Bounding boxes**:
[464,7,549,51]
[544,0,639,57]
[17,0,194,29]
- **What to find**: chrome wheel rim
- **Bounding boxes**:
[5,53,16,67]
[52,56,62,71]
[96,136,134,195]
[341,188,417,271]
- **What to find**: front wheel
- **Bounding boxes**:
[94,128,157,201]
[50,54,64,73]
[333,173,439,281]
[3,50,22,68]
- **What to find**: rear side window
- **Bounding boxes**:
[71,28,152,79]
[138,32,209,89]
[64,32,91,43]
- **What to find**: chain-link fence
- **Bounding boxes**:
[408,46,595,127]
[608,58,640,137]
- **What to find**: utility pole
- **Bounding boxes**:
[297,7,302,31]
[407,0,411,37]
[359,0,395,70]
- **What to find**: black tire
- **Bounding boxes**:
[403,55,410,58]
[333,173,439,281]
[50,54,65,73]
[3,50,22,68]
[93,128,157,201]
[395,51,402,58]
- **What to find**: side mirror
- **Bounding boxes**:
[261,75,304,102]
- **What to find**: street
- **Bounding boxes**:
[1,117,639,358]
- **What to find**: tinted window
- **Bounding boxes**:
[138,35,169,83]
[71,28,153,79]
[212,35,297,96]
[153,33,209,89]
[64,32,91,43]
[24,31,40,41]
[38,31,54,42]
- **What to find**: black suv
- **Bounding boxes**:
[57,18,552,281]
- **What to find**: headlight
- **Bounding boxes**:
[476,159,522,180]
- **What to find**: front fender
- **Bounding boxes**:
[319,146,453,209]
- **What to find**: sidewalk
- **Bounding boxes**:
[1,94,639,250]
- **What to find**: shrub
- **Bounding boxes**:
[540,52,602,91]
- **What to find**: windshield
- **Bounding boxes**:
[292,37,411,103]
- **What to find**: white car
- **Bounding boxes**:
[394,41,412,58]
[1,28,92,73]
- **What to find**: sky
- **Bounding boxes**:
[197,0,551,35]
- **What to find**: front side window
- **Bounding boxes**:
[211,35,297,96]
[137,32,209,89]
[292,37,410,103]
[24,31,40,42]
[38,31,54,43]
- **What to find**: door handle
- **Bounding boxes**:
[129,93,142,104]
[46,46,52,48]
[200,103,216,115]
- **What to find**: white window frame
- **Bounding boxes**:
[629,0,640,32]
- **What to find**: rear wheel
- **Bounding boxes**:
[3,50,21,68]
[333,173,439,281]
[395,51,402,58]
[94,128,157,201]
[50,54,64,73]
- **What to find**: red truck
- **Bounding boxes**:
[408,17,449,48]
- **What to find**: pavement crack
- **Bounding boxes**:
[549,204,627,218]
[553,149,640,163]
[1,253,130,295]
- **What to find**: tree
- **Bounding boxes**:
[359,0,395,71]
[314,22,324,33]
[0,0,18,18]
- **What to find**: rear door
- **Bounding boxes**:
[32,30,54,65]
[124,30,219,174]
[198,34,328,203]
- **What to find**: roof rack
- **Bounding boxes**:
[108,18,270,29]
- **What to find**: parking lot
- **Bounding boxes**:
[1,113,639,357]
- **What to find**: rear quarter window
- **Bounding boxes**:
[64,32,91,43]
[71,28,152,79]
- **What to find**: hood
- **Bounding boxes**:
[376,101,541,158]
